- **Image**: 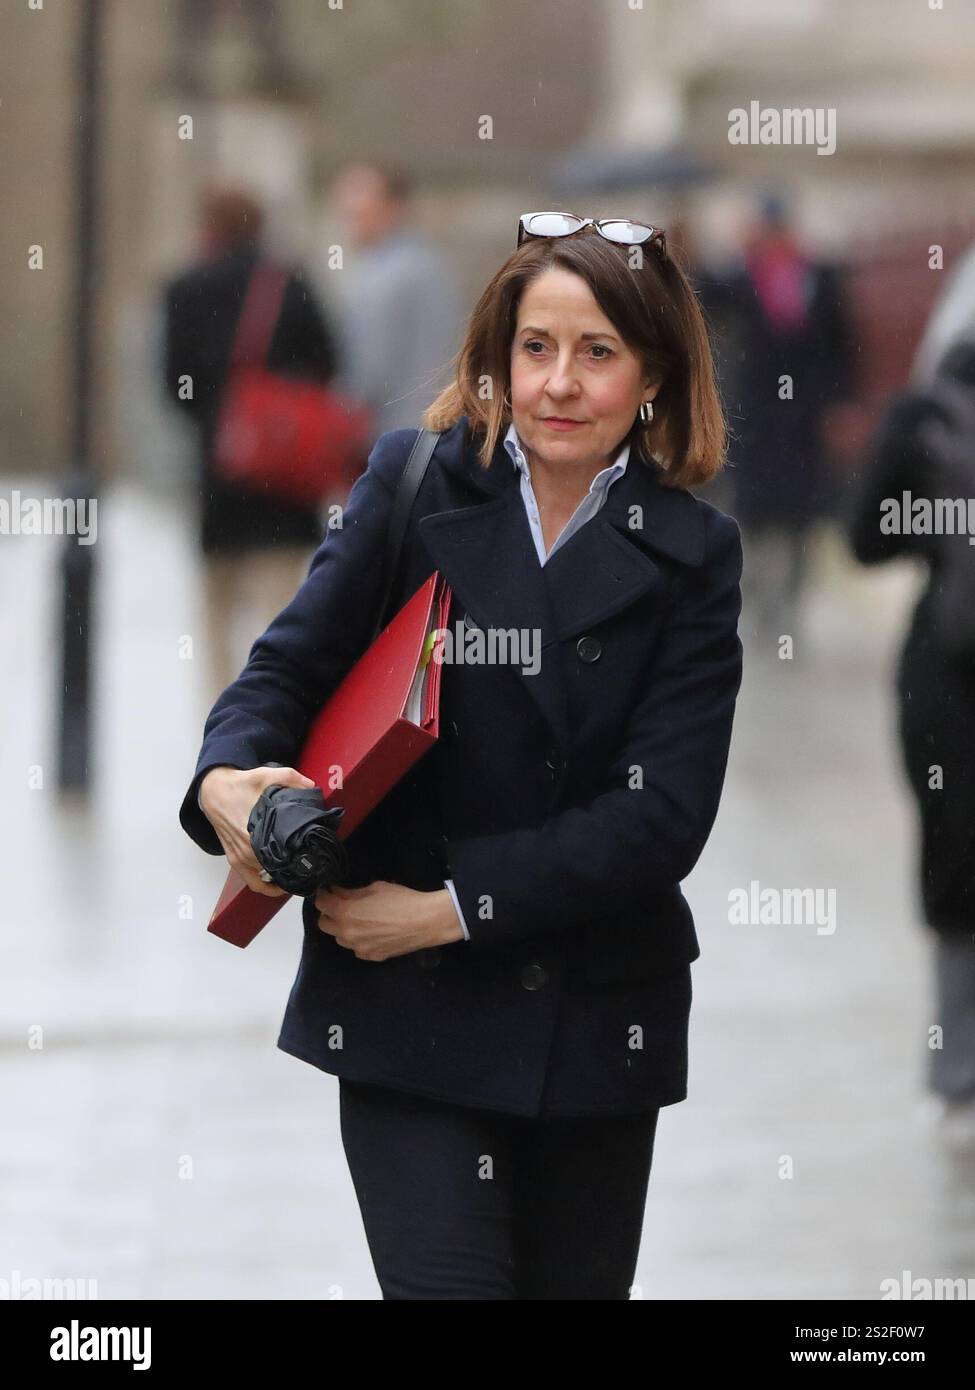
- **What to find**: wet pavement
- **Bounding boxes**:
[2,481,973,1299]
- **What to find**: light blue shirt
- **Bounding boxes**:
[444,421,631,939]
[201,423,630,944]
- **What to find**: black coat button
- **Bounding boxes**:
[416,947,442,970]
[576,635,602,663]
[519,963,548,991]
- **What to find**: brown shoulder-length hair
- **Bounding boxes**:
[424,228,726,488]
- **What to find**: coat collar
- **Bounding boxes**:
[429,415,706,568]
[417,417,708,752]
[502,419,631,486]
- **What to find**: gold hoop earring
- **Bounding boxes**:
[502,390,512,412]
[638,399,654,425]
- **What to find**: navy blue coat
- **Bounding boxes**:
[179,416,744,1117]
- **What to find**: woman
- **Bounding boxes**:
[162,182,339,696]
[848,341,975,1129]
[179,212,744,1299]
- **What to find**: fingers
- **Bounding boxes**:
[224,827,287,896]
[212,766,319,897]
[247,769,315,891]
[258,765,316,791]
[227,854,287,896]
[245,875,287,898]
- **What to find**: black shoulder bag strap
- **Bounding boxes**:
[370,427,441,644]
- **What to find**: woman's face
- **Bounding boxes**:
[509,267,658,473]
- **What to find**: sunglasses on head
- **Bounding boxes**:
[517,211,667,258]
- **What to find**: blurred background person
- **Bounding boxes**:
[329,161,461,441]
[848,339,975,1137]
[162,181,340,697]
[911,235,975,388]
[722,193,855,642]
[669,214,747,518]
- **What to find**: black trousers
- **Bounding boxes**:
[338,1076,660,1300]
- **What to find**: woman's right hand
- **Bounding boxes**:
[199,765,317,896]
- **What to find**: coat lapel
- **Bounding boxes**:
[417,418,709,750]
[538,457,706,641]
[419,475,572,749]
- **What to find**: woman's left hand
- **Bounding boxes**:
[314,881,465,960]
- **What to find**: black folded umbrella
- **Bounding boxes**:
[247,781,349,897]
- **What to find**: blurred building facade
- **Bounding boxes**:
[2,0,975,479]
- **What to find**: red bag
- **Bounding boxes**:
[214,260,372,505]
[207,570,452,947]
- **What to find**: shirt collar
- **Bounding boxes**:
[503,421,630,492]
